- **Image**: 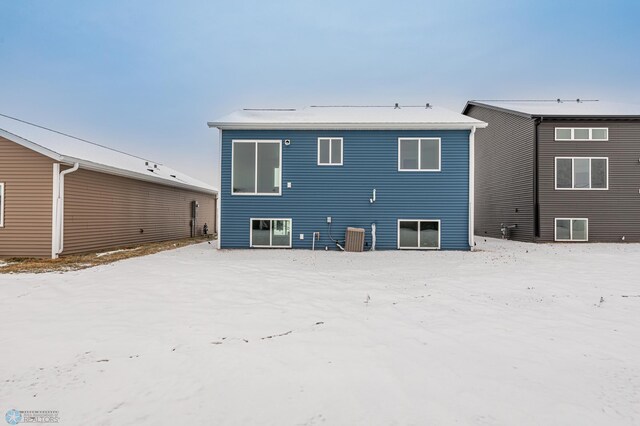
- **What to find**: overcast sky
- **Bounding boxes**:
[2,0,639,187]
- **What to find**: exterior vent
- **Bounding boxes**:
[345,227,365,252]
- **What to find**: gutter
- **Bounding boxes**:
[207,122,487,131]
[52,162,79,258]
[469,126,476,250]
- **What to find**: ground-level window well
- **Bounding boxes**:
[397,219,440,249]
[555,218,588,242]
[250,218,292,248]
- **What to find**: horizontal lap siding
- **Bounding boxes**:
[465,105,536,241]
[62,169,216,254]
[221,129,470,250]
[0,137,54,257]
[538,121,640,242]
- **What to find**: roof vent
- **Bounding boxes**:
[425,103,432,109]
[147,168,155,173]
[556,98,562,103]
[394,103,400,109]
[170,174,176,178]
[576,98,582,103]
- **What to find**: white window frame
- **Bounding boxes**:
[0,182,4,227]
[250,218,292,248]
[231,140,282,196]
[554,157,609,190]
[398,138,441,172]
[555,128,609,141]
[554,218,588,242]
[317,137,343,166]
[397,219,441,250]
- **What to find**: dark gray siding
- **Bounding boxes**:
[465,105,536,241]
[538,121,640,242]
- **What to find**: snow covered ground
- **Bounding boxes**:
[1,238,639,425]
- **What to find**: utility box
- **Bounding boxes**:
[345,227,365,252]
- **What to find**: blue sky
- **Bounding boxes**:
[1,0,639,186]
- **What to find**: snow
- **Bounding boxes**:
[210,105,487,129]
[469,100,640,117]
[0,114,216,193]
[95,247,141,258]
[1,238,639,425]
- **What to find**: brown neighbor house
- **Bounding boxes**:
[463,100,640,243]
[0,114,217,258]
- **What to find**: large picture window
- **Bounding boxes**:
[555,218,588,242]
[555,157,608,190]
[398,138,441,171]
[250,219,292,248]
[232,140,281,195]
[397,219,440,249]
[317,137,343,165]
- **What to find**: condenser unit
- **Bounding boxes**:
[345,227,365,252]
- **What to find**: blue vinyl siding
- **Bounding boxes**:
[220,129,470,250]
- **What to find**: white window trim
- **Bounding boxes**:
[397,219,441,250]
[250,218,292,248]
[554,218,588,242]
[398,138,441,172]
[317,137,343,166]
[554,157,609,190]
[0,182,4,227]
[555,127,609,141]
[231,140,282,196]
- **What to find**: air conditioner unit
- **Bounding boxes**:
[345,227,365,252]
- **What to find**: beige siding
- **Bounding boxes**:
[0,137,54,257]
[62,168,216,255]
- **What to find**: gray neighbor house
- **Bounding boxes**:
[463,100,640,243]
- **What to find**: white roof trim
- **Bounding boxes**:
[209,122,487,130]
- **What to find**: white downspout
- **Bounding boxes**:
[53,163,79,258]
[469,127,476,251]
[51,164,60,259]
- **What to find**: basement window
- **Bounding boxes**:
[398,138,441,171]
[555,157,608,190]
[318,138,343,165]
[555,218,588,241]
[232,140,281,195]
[555,128,608,141]
[251,219,292,248]
[0,182,4,227]
[397,219,440,249]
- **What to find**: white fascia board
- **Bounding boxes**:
[59,156,218,195]
[0,129,63,161]
[208,122,488,130]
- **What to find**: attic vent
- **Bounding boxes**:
[147,168,155,172]
[425,103,432,109]
[345,227,365,252]
[170,174,176,178]
[394,103,400,109]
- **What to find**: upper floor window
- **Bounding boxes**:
[232,140,281,195]
[555,128,608,141]
[317,138,343,166]
[398,138,441,171]
[555,157,608,190]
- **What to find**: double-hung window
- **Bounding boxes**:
[397,219,440,249]
[0,182,4,227]
[555,157,608,190]
[398,138,441,171]
[251,218,292,248]
[318,138,343,165]
[555,128,608,141]
[555,218,588,241]
[232,140,281,195]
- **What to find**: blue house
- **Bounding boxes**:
[208,105,487,250]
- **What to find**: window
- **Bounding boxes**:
[0,182,4,227]
[250,219,292,248]
[555,128,608,141]
[232,140,281,195]
[397,220,440,249]
[555,218,588,242]
[398,138,441,171]
[555,157,608,190]
[317,138,343,165]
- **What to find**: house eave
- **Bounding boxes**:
[208,122,487,130]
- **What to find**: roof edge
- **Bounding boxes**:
[463,101,533,119]
[208,122,488,130]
